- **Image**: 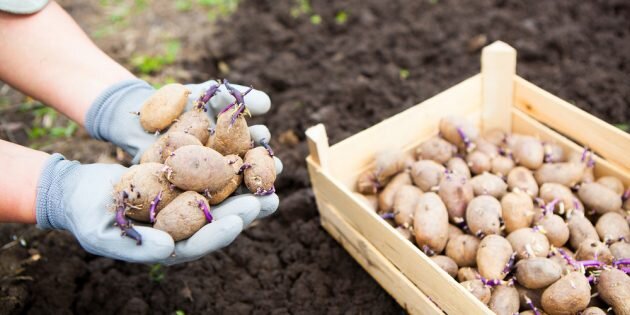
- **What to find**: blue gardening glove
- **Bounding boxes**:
[85,79,282,220]
[36,153,270,264]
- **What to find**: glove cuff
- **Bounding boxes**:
[85,79,154,143]
[35,153,79,230]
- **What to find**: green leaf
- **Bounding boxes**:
[175,0,192,11]
[310,14,321,25]
[399,69,410,80]
[175,310,186,315]
[149,263,166,282]
[335,11,348,24]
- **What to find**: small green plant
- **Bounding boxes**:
[149,263,166,282]
[290,0,312,17]
[198,0,239,21]
[614,123,629,132]
[131,40,181,75]
[310,14,322,25]
[335,11,348,24]
[175,0,193,11]
[175,310,186,315]
[22,101,78,140]
[399,69,410,80]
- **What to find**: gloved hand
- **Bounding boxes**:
[84,78,281,222]
[36,153,268,264]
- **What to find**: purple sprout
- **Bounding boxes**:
[620,267,630,274]
[194,82,221,111]
[556,248,579,270]
[114,191,142,245]
[255,186,276,196]
[456,127,473,151]
[524,296,541,315]
[578,260,605,269]
[238,163,252,175]
[587,274,598,285]
[502,252,517,275]
[623,188,630,202]
[421,245,435,256]
[260,139,275,157]
[223,79,253,126]
[479,277,503,287]
[148,190,163,223]
[542,198,559,216]
[380,212,395,220]
[613,258,630,267]
[580,147,590,163]
[197,200,213,223]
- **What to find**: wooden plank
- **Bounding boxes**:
[512,109,630,185]
[481,41,516,132]
[316,197,444,315]
[307,158,493,315]
[328,74,483,188]
[305,124,331,171]
[514,76,630,172]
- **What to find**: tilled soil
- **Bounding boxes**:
[1,0,629,314]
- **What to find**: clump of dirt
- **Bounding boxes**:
[1,0,629,313]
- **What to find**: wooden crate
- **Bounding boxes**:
[305,41,630,315]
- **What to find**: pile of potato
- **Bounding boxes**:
[355,115,630,315]
[113,82,276,243]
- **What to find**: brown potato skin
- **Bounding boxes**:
[211,112,252,157]
[430,255,458,278]
[491,155,515,177]
[596,268,630,315]
[516,283,543,311]
[395,226,414,242]
[438,173,474,222]
[575,239,614,264]
[445,234,480,267]
[413,192,449,253]
[140,132,202,164]
[416,136,456,164]
[207,155,243,205]
[610,242,630,259]
[457,267,480,283]
[439,115,479,149]
[581,307,606,315]
[515,258,562,289]
[578,182,622,214]
[166,145,233,192]
[243,147,276,194]
[447,157,471,179]
[567,213,600,249]
[595,212,630,244]
[489,285,519,315]
[507,167,539,197]
[154,191,208,241]
[115,163,180,222]
[539,183,575,213]
[541,272,590,315]
[466,195,502,236]
[393,185,422,227]
[483,128,507,146]
[140,83,189,132]
[535,214,569,247]
[447,224,464,239]
[461,280,491,304]
[534,162,584,187]
[378,172,411,212]
[476,235,513,280]
[501,191,535,234]
[411,160,444,191]
[475,138,499,159]
[356,169,378,195]
[507,228,550,260]
[470,172,507,198]
[374,150,408,185]
[543,143,565,163]
[169,110,211,143]
[512,136,544,170]
[466,151,491,175]
[596,176,624,195]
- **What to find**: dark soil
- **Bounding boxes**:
[2,0,630,314]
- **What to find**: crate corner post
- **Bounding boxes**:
[305,124,330,171]
[481,41,517,132]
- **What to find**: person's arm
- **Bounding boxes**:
[0,140,49,223]
[0,1,134,125]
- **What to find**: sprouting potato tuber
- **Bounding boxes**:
[534,162,585,187]
[445,234,480,267]
[575,239,614,264]
[210,107,252,157]
[461,280,491,304]
[543,142,565,163]
[507,228,550,260]
[393,185,423,227]
[378,172,412,212]
[114,162,180,222]
[140,132,202,164]
[595,176,624,195]
[535,213,569,247]
[373,150,410,185]
[483,128,507,146]
[168,110,212,144]
[476,235,513,280]
[511,136,544,170]
[491,155,515,177]
[139,83,190,133]
[438,172,474,222]
[356,169,379,195]
[596,268,630,315]
[411,160,444,191]
[415,136,456,164]
[165,145,234,192]
[243,146,277,195]
[609,242,630,259]
[446,157,471,179]
[507,166,539,197]
[540,272,591,315]
[501,191,535,234]
[475,138,500,159]
[488,285,519,315]
[595,212,630,244]
[457,267,480,283]
[515,257,562,289]
[578,182,622,214]
[439,115,479,149]
[466,195,502,236]
[207,155,243,205]
[567,212,599,250]
[153,191,209,241]
[470,172,507,198]
[539,183,574,213]
[430,255,458,278]
[447,224,464,239]
[466,151,492,175]
[413,192,449,253]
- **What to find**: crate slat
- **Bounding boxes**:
[514,76,630,172]
[481,41,516,132]
[316,195,443,315]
